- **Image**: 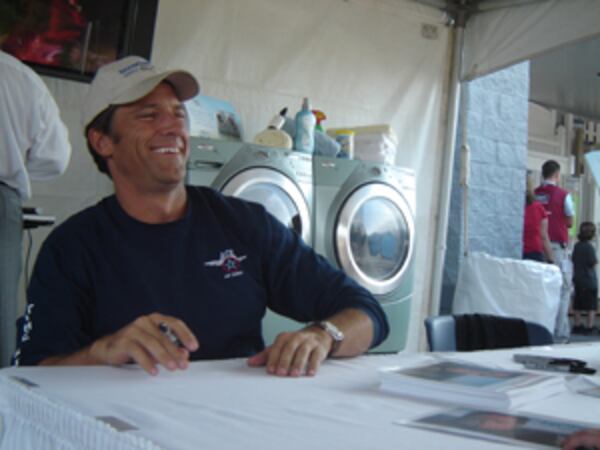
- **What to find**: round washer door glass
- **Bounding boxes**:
[336,183,413,294]
[238,184,301,233]
[221,167,311,243]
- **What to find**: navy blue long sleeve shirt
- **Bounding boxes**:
[15,186,388,365]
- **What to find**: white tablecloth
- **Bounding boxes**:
[0,343,599,450]
[453,252,562,332]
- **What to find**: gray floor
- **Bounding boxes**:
[569,333,600,343]
[568,332,600,343]
[566,314,600,344]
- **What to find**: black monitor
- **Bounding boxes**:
[1,0,158,83]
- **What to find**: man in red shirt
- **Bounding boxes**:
[534,160,574,342]
[523,175,554,263]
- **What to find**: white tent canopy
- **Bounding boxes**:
[530,34,600,122]
[415,0,600,118]
[461,0,600,122]
[461,0,600,80]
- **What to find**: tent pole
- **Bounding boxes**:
[426,8,466,319]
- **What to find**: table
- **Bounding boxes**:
[1,343,599,450]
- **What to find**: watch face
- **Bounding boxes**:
[320,321,344,341]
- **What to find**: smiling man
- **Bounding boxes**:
[13,56,389,377]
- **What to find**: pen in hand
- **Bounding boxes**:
[159,322,184,348]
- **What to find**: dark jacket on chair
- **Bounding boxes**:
[454,314,528,351]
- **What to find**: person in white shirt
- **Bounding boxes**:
[534,160,575,342]
[0,47,71,367]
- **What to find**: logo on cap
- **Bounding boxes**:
[119,60,154,77]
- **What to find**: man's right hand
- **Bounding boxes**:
[41,313,199,376]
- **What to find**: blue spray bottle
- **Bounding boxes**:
[294,97,316,154]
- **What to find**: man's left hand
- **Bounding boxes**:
[247,326,333,377]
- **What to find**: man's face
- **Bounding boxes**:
[103,82,189,192]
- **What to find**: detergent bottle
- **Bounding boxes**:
[293,97,316,153]
[253,108,293,149]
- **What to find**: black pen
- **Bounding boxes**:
[159,322,183,348]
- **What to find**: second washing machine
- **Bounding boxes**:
[315,156,415,352]
[261,156,416,352]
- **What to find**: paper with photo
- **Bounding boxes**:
[398,407,597,449]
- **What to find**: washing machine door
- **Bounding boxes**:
[335,183,414,296]
[221,167,311,244]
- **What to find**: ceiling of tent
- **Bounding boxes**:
[530,36,600,122]
[412,0,600,122]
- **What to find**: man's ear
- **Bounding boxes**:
[88,128,114,159]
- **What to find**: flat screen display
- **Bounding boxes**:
[0,0,157,82]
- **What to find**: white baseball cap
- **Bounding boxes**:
[82,55,200,131]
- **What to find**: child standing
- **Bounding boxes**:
[571,222,598,334]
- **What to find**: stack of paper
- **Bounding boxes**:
[379,360,565,410]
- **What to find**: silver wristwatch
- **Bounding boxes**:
[314,321,344,356]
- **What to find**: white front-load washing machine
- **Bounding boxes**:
[186,137,313,244]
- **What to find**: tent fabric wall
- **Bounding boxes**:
[461,0,600,81]
[153,0,451,352]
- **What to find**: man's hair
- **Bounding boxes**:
[85,106,119,178]
[578,221,596,242]
[541,160,560,179]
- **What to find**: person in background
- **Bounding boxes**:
[571,222,598,335]
[13,56,389,377]
[535,160,574,343]
[0,3,71,368]
[523,173,554,263]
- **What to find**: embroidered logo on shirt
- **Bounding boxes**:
[204,249,247,279]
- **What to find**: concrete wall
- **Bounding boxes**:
[440,61,529,313]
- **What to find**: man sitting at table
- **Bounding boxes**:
[12,56,389,377]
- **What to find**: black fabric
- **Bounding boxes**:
[523,251,545,262]
[573,286,598,311]
[454,314,529,351]
[572,241,598,290]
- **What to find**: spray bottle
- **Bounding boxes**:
[294,97,316,154]
[253,108,293,149]
[313,110,327,133]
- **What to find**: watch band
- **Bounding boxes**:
[314,321,344,356]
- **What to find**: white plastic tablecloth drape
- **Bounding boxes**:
[1,344,599,450]
[453,252,562,332]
